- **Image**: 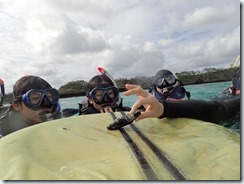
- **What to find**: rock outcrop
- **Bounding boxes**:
[230,55,240,68]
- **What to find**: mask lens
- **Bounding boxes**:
[155,75,176,88]
[155,78,163,87]
[45,89,59,104]
[92,89,104,102]
[90,87,119,104]
[106,87,118,100]
[28,91,43,105]
[165,76,175,85]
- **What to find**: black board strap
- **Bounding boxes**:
[109,112,158,180]
[130,123,186,180]
[119,111,187,180]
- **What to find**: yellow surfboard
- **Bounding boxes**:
[0,112,240,180]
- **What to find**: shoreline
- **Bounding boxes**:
[59,79,231,99]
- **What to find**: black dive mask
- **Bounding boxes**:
[154,75,176,89]
[89,86,119,106]
[19,88,59,111]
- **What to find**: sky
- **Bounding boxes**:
[0,0,240,93]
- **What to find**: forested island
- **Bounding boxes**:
[58,67,239,98]
[2,67,239,103]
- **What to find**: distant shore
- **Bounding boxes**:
[59,79,231,99]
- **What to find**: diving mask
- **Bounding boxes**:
[89,86,119,105]
[154,75,176,89]
[17,88,59,110]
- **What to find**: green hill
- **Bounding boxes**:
[2,67,239,103]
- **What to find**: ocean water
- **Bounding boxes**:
[60,80,240,133]
[59,81,232,110]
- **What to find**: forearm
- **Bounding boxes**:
[160,98,240,124]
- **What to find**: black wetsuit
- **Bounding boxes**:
[159,97,240,125]
[0,106,31,137]
[0,83,4,107]
[0,105,61,138]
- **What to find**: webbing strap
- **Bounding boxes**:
[109,112,159,180]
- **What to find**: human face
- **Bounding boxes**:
[229,88,241,96]
[14,102,53,125]
[21,88,59,110]
[154,75,176,89]
[89,86,119,105]
[88,97,115,113]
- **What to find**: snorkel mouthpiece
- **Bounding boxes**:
[39,103,61,122]
[101,103,118,110]
[162,86,174,95]
[107,110,141,130]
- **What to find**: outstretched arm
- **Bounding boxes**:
[124,84,240,124]
[161,98,240,124]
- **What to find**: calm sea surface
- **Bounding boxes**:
[59,81,231,110]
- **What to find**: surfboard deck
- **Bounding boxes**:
[0,112,240,180]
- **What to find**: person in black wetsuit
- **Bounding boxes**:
[0,75,61,138]
[150,69,190,101]
[0,79,5,107]
[124,84,240,127]
[79,74,130,115]
[220,70,241,97]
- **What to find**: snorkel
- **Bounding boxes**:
[39,102,61,122]
[0,79,5,107]
[98,67,122,107]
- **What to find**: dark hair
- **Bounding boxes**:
[13,75,52,98]
[154,69,174,78]
[87,75,114,94]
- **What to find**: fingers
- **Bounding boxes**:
[124,84,137,90]
[135,110,154,121]
[130,93,156,113]
[130,93,164,121]
[100,106,113,113]
[124,84,150,98]
[129,100,143,114]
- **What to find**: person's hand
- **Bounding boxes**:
[124,84,164,121]
[100,106,113,113]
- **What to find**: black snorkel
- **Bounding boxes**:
[0,79,5,107]
[98,67,122,107]
[39,103,61,122]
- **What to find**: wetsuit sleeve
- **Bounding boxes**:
[160,97,240,124]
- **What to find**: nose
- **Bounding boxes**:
[103,93,112,103]
[162,79,168,86]
[41,96,52,108]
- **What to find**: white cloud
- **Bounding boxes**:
[143,42,159,52]
[206,26,240,57]
[183,7,223,27]
[158,38,174,47]
[0,0,240,93]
